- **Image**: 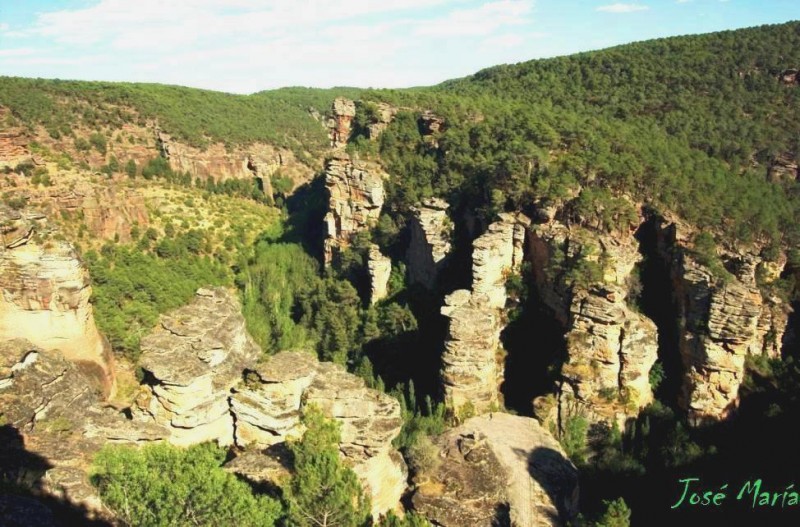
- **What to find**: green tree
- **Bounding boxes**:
[595,498,631,527]
[125,159,137,177]
[376,511,432,527]
[284,406,370,527]
[91,443,281,527]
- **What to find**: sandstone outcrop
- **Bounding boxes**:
[411,413,579,527]
[133,287,260,446]
[528,211,660,427]
[365,102,398,140]
[0,340,166,519]
[323,153,385,265]
[367,244,392,304]
[133,289,406,516]
[233,351,406,516]
[406,198,452,288]
[0,106,33,169]
[418,111,446,146]
[767,152,798,182]
[328,97,356,149]
[156,129,310,192]
[441,213,529,413]
[0,240,115,395]
[653,219,792,424]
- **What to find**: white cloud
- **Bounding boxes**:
[415,0,533,37]
[596,3,650,12]
[0,48,36,57]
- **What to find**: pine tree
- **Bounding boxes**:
[285,406,371,527]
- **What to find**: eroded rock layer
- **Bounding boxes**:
[441,213,529,413]
[0,239,114,395]
[323,153,385,264]
[407,198,452,289]
[411,413,579,527]
[367,244,392,304]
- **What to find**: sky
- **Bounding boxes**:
[0,0,798,94]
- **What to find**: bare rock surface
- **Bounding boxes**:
[412,413,578,527]
[0,240,115,395]
[407,198,452,288]
[367,244,392,304]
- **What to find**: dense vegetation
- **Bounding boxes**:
[90,408,431,527]
[0,78,360,157]
[91,442,282,527]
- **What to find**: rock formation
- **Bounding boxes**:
[367,244,392,304]
[233,351,407,516]
[526,208,660,427]
[418,111,446,146]
[133,289,406,515]
[0,106,34,169]
[406,198,452,288]
[156,129,309,192]
[0,339,166,519]
[365,102,398,140]
[328,97,356,149]
[653,219,791,424]
[323,153,385,265]
[0,238,115,396]
[767,152,798,182]
[133,288,260,446]
[441,213,529,413]
[411,413,579,527]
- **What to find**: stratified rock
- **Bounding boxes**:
[323,153,385,265]
[0,106,33,169]
[418,111,446,146]
[231,351,319,446]
[365,102,398,140]
[441,214,529,414]
[367,244,391,304]
[156,129,310,192]
[767,152,798,183]
[0,340,166,520]
[528,209,659,427]
[653,217,793,424]
[328,97,356,149]
[0,240,115,396]
[133,287,260,446]
[412,413,578,527]
[407,198,452,289]
[233,350,406,517]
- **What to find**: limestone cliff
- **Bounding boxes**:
[406,198,452,289]
[441,213,529,413]
[0,238,115,396]
[323,153,385,265]
[411,413,579,527]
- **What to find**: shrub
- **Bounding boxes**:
[91,443,281,527]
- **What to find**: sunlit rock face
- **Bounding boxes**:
[411,413,579,527]
[406,198,452,289]
[0,239,115,396]
[441,213,529,414]
[322,153,385,265]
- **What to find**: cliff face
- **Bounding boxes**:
[0,107,34,169]
[328,97,356,149]
[0,339,166,519]
[654,219,791,424]
[411,413,579,527]
[441,213,529,414]
[134,288,406,516]
[529,215,659,426]
[406,198,452,289]
[367,244,392,304]
[156,129,311,193]
[323,153,385,265]
[0,239,115,396]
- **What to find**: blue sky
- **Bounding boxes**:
[0,1,798,94]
